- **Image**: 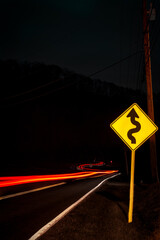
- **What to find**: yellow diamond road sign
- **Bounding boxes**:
[110,103,158,151]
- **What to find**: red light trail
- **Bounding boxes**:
[0,162,118,188]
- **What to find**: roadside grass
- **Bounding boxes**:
[40,176,160,240]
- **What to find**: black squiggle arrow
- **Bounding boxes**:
[127,108,141,144]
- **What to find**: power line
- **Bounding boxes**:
[1,50,144,107]
[88,50,143,78]
[2,78,61,101]
[0,2,149,107]
[0,77,79,108]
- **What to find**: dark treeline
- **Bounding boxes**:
[0,60,159,180]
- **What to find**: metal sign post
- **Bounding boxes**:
[128,150,135,223]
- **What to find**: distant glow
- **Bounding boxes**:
[77,161,106,171]
[0,162,118,188]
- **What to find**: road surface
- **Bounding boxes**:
[0,174,116,240]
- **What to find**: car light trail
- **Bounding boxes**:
[0,162,118,188]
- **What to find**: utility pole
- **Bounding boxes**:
[143,0,159,183]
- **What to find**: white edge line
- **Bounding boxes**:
[29,173,121,240]
[0,182,66,201]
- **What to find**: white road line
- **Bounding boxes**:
[0,182,66,201]
[29,173,121,240]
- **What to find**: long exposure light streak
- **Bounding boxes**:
[0,162,118,188]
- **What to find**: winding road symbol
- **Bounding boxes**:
[127,108,141,144]
[110,103,158,151]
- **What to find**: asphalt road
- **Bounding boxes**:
[0,174,115,240]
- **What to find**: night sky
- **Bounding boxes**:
[0,0,160,91]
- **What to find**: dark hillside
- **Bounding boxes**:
[0,60,159,180]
